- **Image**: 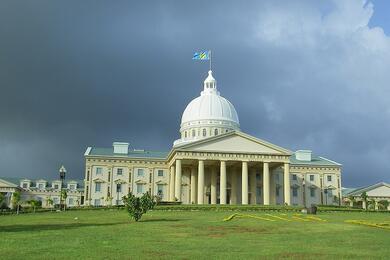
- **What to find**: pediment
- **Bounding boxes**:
[366,185,390,197]
[0,178,18,188]
[93,178,106,183]
[176,131,291,155]
[155,180,168,185]
[135,180,147,184]
[114,179,127,184]
[349,182,390,197]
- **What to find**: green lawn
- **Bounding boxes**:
[1,209,389,259]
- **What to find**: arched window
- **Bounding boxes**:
[214,128,218,136]
[192,129,196,137]
[202,129,206,137]
[184,131,187,138]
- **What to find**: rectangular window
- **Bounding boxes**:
[53,197,59,204]
[69,184,75,190]
[275,174,279,181]
[38,183,44,189]
[310,187,315,197]
[327,175,332,182]
[310,175,314,181]
[94,199,101,206]
[157,184,164,196]
[22,183,28,188]
[96,167,102,175]
[292,174,297,181]
[137,184,143,194]
[117,168,123,175]
[276,187,280,197]
[292,187,298,197]
[158,170,164,177]
[68,198,74,205]
[116,183,122,193]
[54,184,59,189]
[137,169,144,177]
[95,183,101,192]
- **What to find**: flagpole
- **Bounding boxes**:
[209,50,212,71]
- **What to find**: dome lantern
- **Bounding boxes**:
[203,70,218,94]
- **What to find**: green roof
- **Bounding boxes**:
[88,147,168,159]
[342,187,359,196]
[289,154,341,166]
[0,177,84,188]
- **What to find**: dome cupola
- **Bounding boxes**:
[174,70,240,146]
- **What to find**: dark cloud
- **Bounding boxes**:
[0,0,389,187]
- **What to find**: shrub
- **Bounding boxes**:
[122,192,156,222]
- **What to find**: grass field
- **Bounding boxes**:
[1,209,389,259]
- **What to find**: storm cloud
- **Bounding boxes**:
[0,0,389,187]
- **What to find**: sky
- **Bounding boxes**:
[1,0,390,187]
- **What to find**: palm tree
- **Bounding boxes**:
[12,191,21,214]
[61,189,67,211]
[0,193,5,208]
[27,200,40,213]
[47,197,54,211]
[361,192,368,210]
[347,196,356,207]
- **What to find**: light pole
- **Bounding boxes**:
[324,188,328,205]
[116,183,120,207]
[59,165,66,211]
[302,179,306,209]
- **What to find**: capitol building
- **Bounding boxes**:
[83,70,342,207]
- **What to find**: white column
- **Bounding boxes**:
[263,162,270,205]
[284,163,291,205]
[197,160,204,204]
[231,169,237,204]
[175,160,182,202]
[362,200,367,210]
[242,161,248,205]
[250,168,257,204]
[169,165,175,201]
[190,166,197,204]
[220,161,227,204]
[211,166,217,204]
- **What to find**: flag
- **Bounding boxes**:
[193,51,210,60]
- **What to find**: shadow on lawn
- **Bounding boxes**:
[0,222,127,233]
[140,218,187,222]
[0,218,187,232]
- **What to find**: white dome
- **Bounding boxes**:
[174,70,240,146]
[181,94,239,125]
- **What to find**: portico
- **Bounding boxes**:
[168,131,292,205]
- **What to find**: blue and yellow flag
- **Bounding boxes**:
[193,51,210,60]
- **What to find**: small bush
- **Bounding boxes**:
[122,192,156,222]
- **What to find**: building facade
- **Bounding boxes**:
[0,177,83,209]
[343,182,390,210]
[84,70,342,207]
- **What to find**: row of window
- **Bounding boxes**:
[292,174,334,182]
[94,183,165,196]
[184,128,229,138]
[256,186,327,198]
[95,168,164,177]
[22,183,77,190]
